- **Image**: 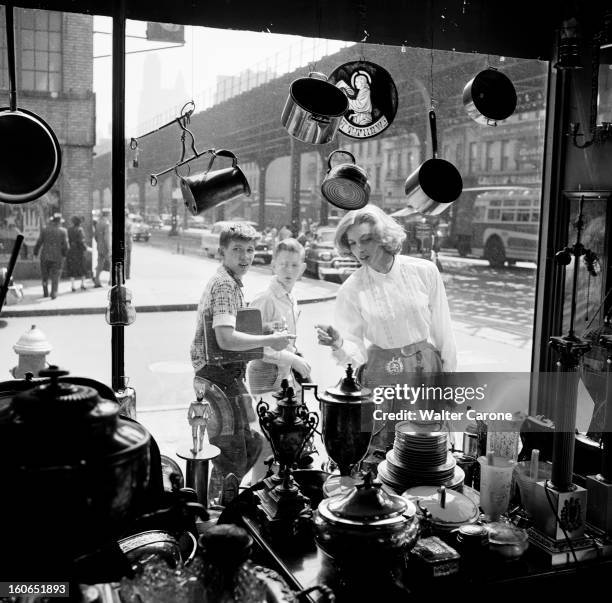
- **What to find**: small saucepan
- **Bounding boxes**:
[320,149,370,210]
[0,7,61,204]
[403,110,463,216]
[463,67,517,126]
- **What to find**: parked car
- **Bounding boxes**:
[304,227,360,281]
[145,214,163,229]
[200,220,272,264]
[187,216,209,230]
[130,215,151,242]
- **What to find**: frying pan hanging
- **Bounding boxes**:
[0,6,61,204]
[403,110,463,216]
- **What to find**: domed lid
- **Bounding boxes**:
[321,364,371,403]
[13,324,53,355]
[327,472,406,521]
[402,485,479,529]
[11,366,110,422]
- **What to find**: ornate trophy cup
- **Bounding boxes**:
[302,365,375,497]
[255,379,319,540]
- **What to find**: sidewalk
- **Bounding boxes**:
[1,246,339,317]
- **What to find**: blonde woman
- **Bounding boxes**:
[316,205,456,456]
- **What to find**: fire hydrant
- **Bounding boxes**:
[11,324,52,379]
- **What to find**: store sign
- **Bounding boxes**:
[328,60,398,139]
[146,22,185,44]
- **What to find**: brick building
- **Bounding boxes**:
[0,7,94,277]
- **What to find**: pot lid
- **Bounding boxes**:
[13,324,53,355]
[322,364,371,402]
[327,472,406,521]
[402,485,479,527]
[12,365,104,420]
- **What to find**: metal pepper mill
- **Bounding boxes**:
[255,379,319,540]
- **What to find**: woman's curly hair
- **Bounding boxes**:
[334,204,406,257]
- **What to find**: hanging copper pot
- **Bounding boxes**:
[462,67,517,126]
[0,7,61,204]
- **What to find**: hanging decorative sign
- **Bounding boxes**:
[328,60,398,139]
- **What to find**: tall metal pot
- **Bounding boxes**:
[281,72,349,144]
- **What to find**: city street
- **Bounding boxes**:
[0,240,538,457]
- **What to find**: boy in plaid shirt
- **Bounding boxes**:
[191,223,294,501]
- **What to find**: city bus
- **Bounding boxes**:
[447,186,541,267]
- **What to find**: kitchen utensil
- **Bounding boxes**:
[403,110,462,215]
[321,150,370,210]
[463,67,517,126]
[313,472,421,567]
[181,149,251,216]
[281,72,348,144]
[0,7,61,204]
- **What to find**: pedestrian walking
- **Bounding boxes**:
[66,216,88,291]
[33,213,68,299]
[94,208,111,287]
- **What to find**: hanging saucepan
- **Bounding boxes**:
[462,67,517,126]
[281,72,349,145]
[0,7,61,204]
[321,150,370,210]
[403,110,463,216]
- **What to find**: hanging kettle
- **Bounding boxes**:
[281,72,349,144]
[403,110,463,216]
[462,67,517,126]
[0,7,61,204]
[320,150,370,210]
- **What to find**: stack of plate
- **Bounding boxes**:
[377,420,464,493]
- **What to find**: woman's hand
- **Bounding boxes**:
[315,324,343,350]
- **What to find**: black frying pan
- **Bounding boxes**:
[0,5,61,204]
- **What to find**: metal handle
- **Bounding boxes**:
[327,149,356,170]
[308,71,329,81]
[429,110,438,158]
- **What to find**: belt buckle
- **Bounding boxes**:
[385,355,404,375]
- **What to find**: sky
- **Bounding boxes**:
[93,17,349,142]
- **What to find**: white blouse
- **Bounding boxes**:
[332,255,457,372]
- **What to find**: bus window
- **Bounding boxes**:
[531,211,540,222]
[474,205,486,221]
[501,211,515,222]
[502,199,516,207]
[488,209,501,220]
[518,199,532,207]
[517,210,531,222]
[489,199,502,207]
